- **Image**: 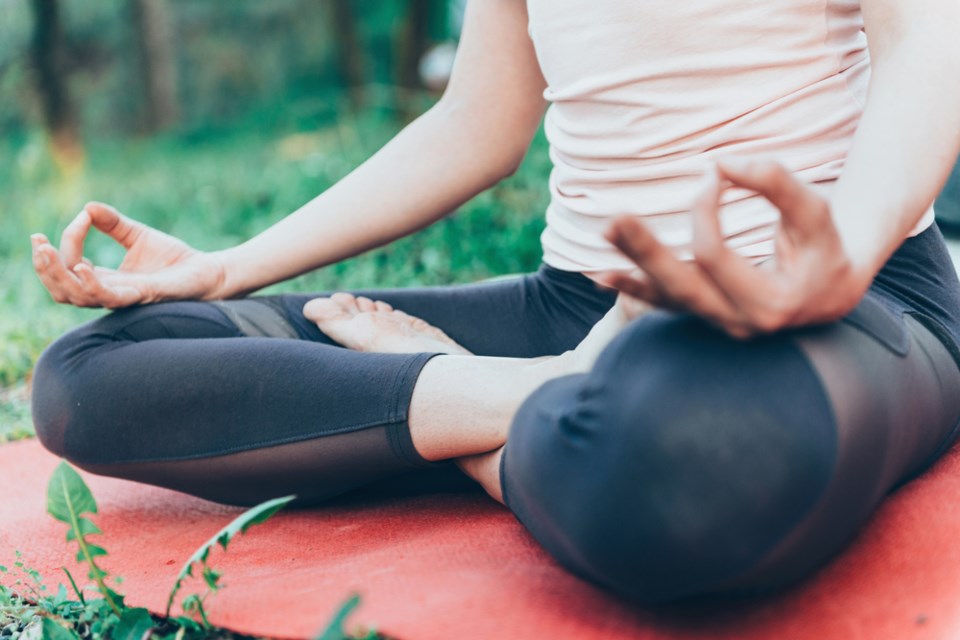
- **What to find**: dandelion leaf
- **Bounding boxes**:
[47,462,97,524]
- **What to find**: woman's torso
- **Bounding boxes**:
[526,0,933,273]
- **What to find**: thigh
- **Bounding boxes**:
[502,294,960,603]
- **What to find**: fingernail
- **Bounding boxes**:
[41,252,50,267]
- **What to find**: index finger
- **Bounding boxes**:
[690,165,773,301]
[84,202,146,250]
[690,165,798,323]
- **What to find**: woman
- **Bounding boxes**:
[30,0,960,603]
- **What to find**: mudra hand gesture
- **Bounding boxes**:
[31,202,227,308]
[598,160,868,338]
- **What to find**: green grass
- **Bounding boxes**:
[0,107,551,441]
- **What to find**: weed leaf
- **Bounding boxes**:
[112,607,153,640]
[61,567,86,605]
[47,462,97,524]
[86,545,108,559]
[39,617,80,640]
[316,594,362,640]
[75,544,108,565]
[201,567,221,591]
[65,517,102,543]
[165,495,295,617]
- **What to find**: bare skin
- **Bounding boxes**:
[303,290,642,503]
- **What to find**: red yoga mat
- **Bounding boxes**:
[2,438,960,639]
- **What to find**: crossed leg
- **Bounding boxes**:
[30,268,618,506]
[302,291,636,501]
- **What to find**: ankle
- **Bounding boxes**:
[528,349,581,382]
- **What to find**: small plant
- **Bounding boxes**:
[46,461,159,639]
[0,462,379,639]
[47,462,123,614]
[165,495,295,626]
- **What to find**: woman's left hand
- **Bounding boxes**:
[596,160,872,339]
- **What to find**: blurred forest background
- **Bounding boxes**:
[0,0,552,439]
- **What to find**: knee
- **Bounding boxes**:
[31,327,99,462]
[507,362,838,603]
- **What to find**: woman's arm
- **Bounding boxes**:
[830,0,960,275]
[595,0,960,337]
[216,0,547,297]
[33,0,547,307]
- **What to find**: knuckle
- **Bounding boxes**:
[754,309,788,333]
[619,279,647,299]
[757,161,786,182]
[692,240,723,267]
[632,231,658,254]
[61,227,81,243]
[727,325,753,340]
[612,222,652,253]
[772,290,800,316]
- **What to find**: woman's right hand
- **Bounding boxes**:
[31,202,229,309]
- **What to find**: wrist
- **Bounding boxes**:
[828,199,886,284]
[204,248,240,300]
[819,201,884,320]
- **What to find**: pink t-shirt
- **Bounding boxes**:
[527,0,934,272]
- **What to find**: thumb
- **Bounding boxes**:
[84,202,146,250]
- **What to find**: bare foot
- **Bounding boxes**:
[553,293,651,375]
[303,293,472,355]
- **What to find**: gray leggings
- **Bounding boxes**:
[31,226,960,603]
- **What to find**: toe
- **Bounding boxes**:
[303,297,347,323]
[374,300,394,313]
[411,317,433,331]
[355,296,377,313]
[330,292,358,309]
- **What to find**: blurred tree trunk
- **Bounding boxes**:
[29,0,83,170]
[133,0,180,132]
[392,0,435,119]
[398,0,432,90]
[330,0,364,108]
